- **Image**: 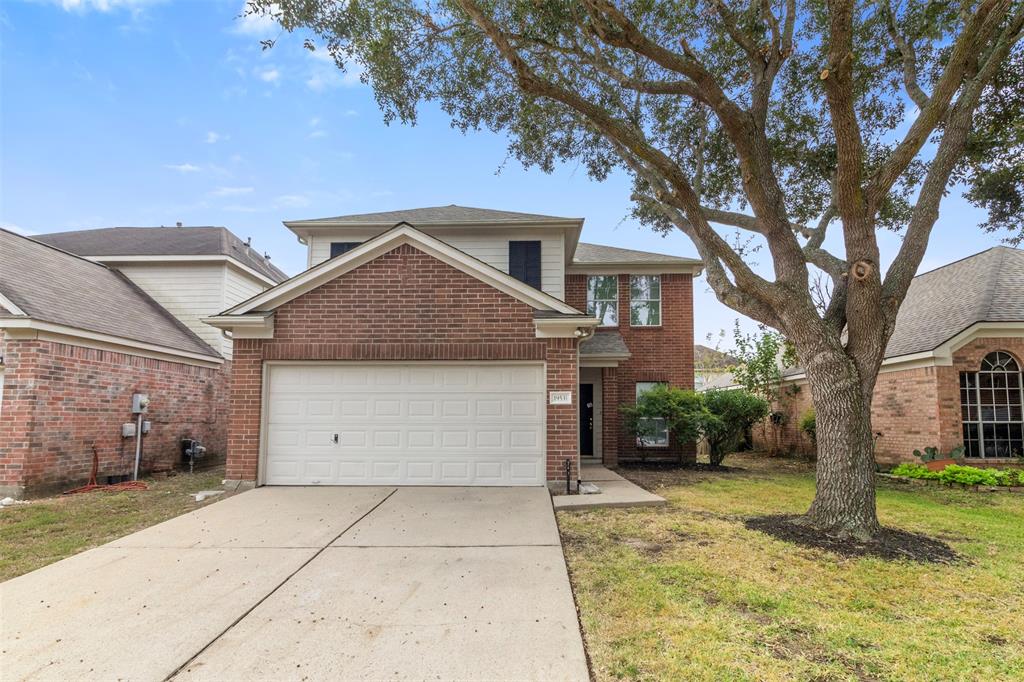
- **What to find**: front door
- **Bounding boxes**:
[579,383,594,457]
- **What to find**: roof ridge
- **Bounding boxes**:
[980,246,1009,319]
[912,246,1017,280]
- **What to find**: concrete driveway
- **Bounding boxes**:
[1,486,589,682]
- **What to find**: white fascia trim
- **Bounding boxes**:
[0,291,26,316]
[535,316,601,338]
[566,263,704,276]
[777,321,1024,383]
[225,224,584,316]
[86,254,280,287]
[203,313,275,339]
[0,318,223,367]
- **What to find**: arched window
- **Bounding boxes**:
[960,351,1024,458]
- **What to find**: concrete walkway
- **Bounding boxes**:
[1,487,589,682]
[552,465,667,511]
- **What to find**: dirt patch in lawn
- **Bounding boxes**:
[745,514,960,563]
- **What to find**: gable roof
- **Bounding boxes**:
[572,242,702,266]
[285,204,579,226]
[885,246,1024,358]
[0,229,220,360]
[212,222,586,320]
[34,226,288,283]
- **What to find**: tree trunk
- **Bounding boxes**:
[797,348,882,540]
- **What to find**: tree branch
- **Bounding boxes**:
[881,0,931,109]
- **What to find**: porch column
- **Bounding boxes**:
[601,366,620,468]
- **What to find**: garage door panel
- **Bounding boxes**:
[265,363,546,486]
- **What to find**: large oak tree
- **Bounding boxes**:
[251,0,1024,540]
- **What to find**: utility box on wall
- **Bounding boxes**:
[131,393,149,414]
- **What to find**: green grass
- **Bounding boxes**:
[0,468,227,581]
[559,454,1024,682]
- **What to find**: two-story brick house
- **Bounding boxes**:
[206,206,702,489]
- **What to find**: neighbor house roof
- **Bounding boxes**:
[0,229,220,360]
[285,204,580,226]
[571,242,702,266]
[34,226,288,283]
[885,246,1024,358]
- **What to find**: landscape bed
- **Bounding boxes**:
[558,454,1024,681]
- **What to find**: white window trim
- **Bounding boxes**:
[587,275,619,328]
[629,275,662,328]
[635,381,669,448]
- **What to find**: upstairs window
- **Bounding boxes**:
[630,275,661,326]
[330,242,362,258]
[960,351,1024,458]
[508,241,542,289]
[587,276,618,326]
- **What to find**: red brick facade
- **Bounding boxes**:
[756,336,1024,465]
[0,330,227,497]
[566,273,696,464]
[225,244,579,483]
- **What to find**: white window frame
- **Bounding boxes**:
[587,275,619,327]
[635,381,669,447]
[629,275,662,327]
[960,351,1024,458]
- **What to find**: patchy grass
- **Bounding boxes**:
[0,467,227,581]
[559,454,1024,681]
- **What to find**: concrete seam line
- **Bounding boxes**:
[162,488,399,682]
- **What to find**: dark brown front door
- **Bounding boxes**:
[579,383,594,457]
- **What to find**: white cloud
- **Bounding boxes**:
[258,67,280,83]
[205,131,226,144]
[309,116,321,127]
[305,52,364,92]
[165,163,201,173]
[210,186,254,197]
[232,2,280,37]
[343,109,358,117]
[274,194,311,208]
[56,0,162,12]
[308,130,328,139]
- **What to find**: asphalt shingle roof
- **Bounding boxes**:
[35,226,288,283]
[572,242,701,265]
[580,331,631,356]
[885,247,1024,358]
[0,229,220,359]
[289,204,578,225]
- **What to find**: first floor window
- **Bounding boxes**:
[630,275,661,326]
[587,275,618,326]
[960,351,1024,458]
[636,381,669,447]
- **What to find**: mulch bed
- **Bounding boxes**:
[745,514,960,564]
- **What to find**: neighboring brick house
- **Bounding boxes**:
[0,227,285,498]
[754,247,1024,466]
[206,206,701,489]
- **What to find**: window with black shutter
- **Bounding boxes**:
[330,242,362,258]
[508,240,541,289]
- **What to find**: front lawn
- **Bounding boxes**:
[0,467,227,581]
[559,454,1024,681]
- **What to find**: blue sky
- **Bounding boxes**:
[0,0,1005,348]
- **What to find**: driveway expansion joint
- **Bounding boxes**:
[163,487,399,681]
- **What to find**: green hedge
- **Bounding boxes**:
[890,462,1024,487]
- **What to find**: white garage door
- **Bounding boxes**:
[264,363,546,486]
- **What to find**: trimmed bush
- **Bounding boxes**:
[890,462,1024,487]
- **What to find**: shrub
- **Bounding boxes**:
[620,385,706,449]
[798,409,816,444]
[702,389,770,466]
[890,462,1024,487]
[912,445,965,463]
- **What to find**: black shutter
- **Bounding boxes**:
[509,240,541,289]
[330,242,362,258]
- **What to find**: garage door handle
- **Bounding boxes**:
[332,433,339,444]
